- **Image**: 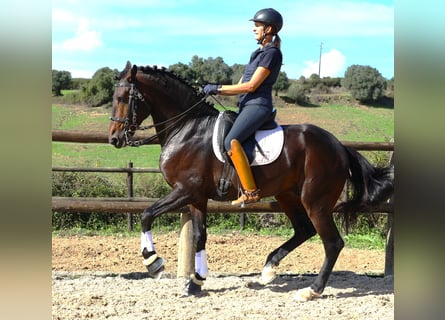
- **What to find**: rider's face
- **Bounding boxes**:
[253,22,265,42]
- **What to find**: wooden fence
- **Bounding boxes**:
[52,130,394,276]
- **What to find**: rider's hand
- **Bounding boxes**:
[203,84,221,95]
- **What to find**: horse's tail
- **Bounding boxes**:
[334,146,394,217]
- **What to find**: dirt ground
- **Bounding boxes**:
[52,232,385,275]
[52,232,393,319]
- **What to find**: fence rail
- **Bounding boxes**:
[52,130,394,151]
[52,197,393,214]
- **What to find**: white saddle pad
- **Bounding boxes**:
[212,112,284,166]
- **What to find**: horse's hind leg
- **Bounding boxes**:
[295,196,344,301]
[261,191,316,284]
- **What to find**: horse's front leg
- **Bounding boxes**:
[183,201,208,296]
[140,187,192,278]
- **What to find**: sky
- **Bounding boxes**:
[52,0,394,80]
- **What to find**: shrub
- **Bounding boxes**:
[286,82,308,104]
[79,67,119,107]
[52,172,127,230]
[342,65,386,103]
[52,172,178,231]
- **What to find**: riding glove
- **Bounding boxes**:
[203,84,221,95]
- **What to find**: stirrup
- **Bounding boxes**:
[231,189,260,206]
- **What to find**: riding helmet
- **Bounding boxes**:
[250,8,283,33]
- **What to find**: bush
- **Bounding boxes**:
[342,65,386,103]
[79,67,119,107]
[59,91,83,105]
[286,82,308,104]
[311,82,331,95]
[52,172,177,231]
[134,174,171,198]
[52,172,126,230]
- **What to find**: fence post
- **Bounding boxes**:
[384,149,394,277]
[239,213,246,230]
[177,211,195,278]
[127,162,134,231]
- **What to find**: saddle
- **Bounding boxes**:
[216,110,277,153]
[213,110,284,199]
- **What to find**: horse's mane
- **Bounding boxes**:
[138,65,220,117]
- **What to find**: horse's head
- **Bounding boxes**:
[109,61,151,148]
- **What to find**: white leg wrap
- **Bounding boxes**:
[195,250,208,278]
[140,231,155,253]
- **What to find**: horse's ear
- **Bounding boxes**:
[125,61,132,70]
[130,64,138,82]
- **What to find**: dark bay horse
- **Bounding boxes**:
[108,61,394,301]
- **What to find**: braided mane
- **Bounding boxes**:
[138,65,220,117]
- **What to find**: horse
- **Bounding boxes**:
[108,61,394,301]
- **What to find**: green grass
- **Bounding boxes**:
[52,142,161,168]
[61,89,79,95]
[52,104,161,168]
[276,104,394,142]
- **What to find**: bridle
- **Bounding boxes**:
[110,81,151,146]
[110,80,208,146]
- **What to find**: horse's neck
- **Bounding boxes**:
[152,106,217,147]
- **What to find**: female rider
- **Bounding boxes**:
[204,8,283,206]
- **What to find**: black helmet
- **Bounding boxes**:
[250,8,283,33]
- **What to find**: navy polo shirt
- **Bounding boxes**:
[238,44,282,108]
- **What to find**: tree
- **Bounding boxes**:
[80,67,119,107]
[342,65,386,103]
[386,77,394,98]
[272,71,290,96]
[52,70,72,96]
[168,62,197,84]
[321,77,342,88]
[230,63,245,84]
[191,56,232,84]
[169,56,233,85]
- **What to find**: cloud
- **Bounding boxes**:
[69,69,95,79]
[282,1,393,37]
[302,48,346,77]
[60,18,103,52]
[52,8,75,23]
[52,8,103,53]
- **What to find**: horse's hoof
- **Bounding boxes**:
[294,287,321,302]
[143,256,165,279]
[181,274,204,297]
[260,265,276,285]
[182,278,202,297]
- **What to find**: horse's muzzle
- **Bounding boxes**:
[109,134,125,148]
